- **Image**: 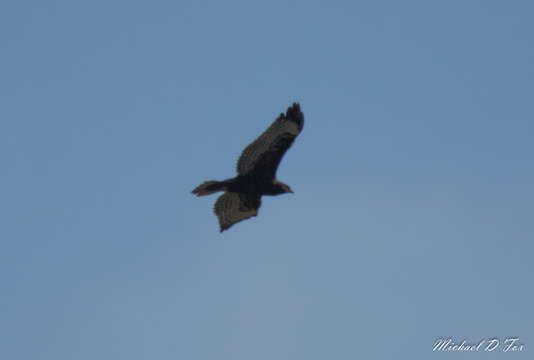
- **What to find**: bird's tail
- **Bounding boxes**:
[192,180,229,196]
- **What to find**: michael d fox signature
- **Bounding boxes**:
[433,338,525,352]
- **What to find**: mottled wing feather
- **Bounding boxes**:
[214,192,262,232]
[236,103,304,178]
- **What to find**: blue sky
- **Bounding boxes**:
[2,0,533,359]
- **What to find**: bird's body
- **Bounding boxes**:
[224,176,290,195]
[192,103,304,232]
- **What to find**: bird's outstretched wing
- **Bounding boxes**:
[236,103,304,179]
[214,192,262,232]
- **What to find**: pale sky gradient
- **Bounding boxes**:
[2,1,533,359]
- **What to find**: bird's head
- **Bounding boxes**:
[274,181,294,194]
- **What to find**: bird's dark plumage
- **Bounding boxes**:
[192,103,304,232]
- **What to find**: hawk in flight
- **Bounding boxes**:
[192,103,304,232]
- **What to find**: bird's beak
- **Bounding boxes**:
[289,189,294,193]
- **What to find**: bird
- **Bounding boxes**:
[192,102,304,232]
